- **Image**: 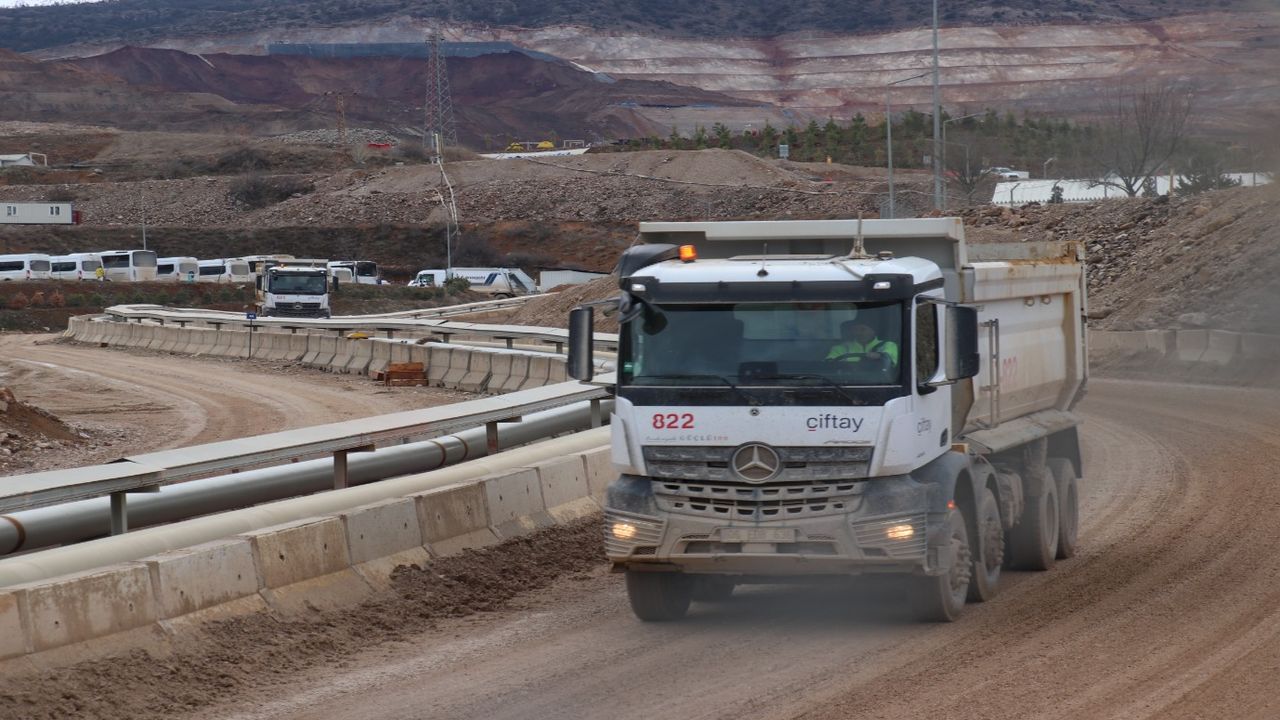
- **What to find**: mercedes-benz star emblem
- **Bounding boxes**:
[731,443,781,483]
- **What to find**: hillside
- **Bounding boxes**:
[0,47,761,144]
[2,0,1267,53]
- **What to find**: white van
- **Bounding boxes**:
[239,254,295,279]
[98,250,158,282]
[327,260,381,285]
[0,253,51,281]
[157,256,199,282]
[49,254,102,281]
[197,258,252,284]
[408,267,537,297]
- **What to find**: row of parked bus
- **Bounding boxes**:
[0,251,382,285]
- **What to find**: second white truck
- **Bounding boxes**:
[568,218,1087,622]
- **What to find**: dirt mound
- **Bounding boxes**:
[962,185,1280,333]
[0,516,606,720]
[509,276,622,332]
[0,385,80,469]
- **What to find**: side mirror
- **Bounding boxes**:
[567,307,595,381]
[945,306,981,380]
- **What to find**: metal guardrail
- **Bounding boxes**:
[101,304,621,351]
[1,380,610,535]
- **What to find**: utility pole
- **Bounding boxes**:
[885,71,931,219]
[931,0,943,212]
[140,185,147,251]
[423,33,457,159]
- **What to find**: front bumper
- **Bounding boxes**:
[604,474,948,576]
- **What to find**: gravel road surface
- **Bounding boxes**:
[188,378,1280,720]
[0,334,470,472]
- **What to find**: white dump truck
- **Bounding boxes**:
[567,218,1087,622]
[257,265,332,318]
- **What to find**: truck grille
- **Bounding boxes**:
[654,479,864,521]
[270,302,323,317]
[603,509,665,557]
[643,445,871,484]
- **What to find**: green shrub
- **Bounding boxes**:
[217,287,237,302]
[66,294,86,307]
[444,277,471,294]
[88,293,107,307]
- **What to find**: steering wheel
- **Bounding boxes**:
[829,352,894,374]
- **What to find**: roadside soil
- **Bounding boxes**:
[2,378,1278,719]
[0,333,472,473]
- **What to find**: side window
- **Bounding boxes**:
[916,302,939,385]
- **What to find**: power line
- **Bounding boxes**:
[422,33,457,158]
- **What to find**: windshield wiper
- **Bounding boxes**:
[640,373,765,406]
[755,373,861,405]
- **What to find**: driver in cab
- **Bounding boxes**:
[827,320,899,369]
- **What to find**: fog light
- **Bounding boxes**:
[885,524,915,540]
[612,522,638,541]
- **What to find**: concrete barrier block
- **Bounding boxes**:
[17,564,159,652]
[530,455,596,521]
[1113,331,1148,354]
[442,347,471,388]
[1144,330,1174,355]
[146,325,168,351]
[0,590,26,660]
[341,498,424,566]
[341,498,430,586]
[1176,329,1209,363]
[520,355,553,389]
[243,516,370,615]
[412,482,497,556]
[367,340,393,375]
[300,334,324,365]
[310,335,339,368]
[458,350,493,393]
[1241,333,1280,361]
[389,341,413,366]
[250,331,274,360]
[498,354,530,393]
[487,352,514,394]
[281,333,308,362]
[548,358,568,383]
[1202,330,1241,366]
[426,345,451,386]
[330,337,357,373]
[580,446,615,502]
[482,468,552,539]
[344,338,374,374]
[143,538,260,619]
[224,331,251,358]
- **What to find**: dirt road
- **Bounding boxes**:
[0,334,470,472]
[189,378,1280,720]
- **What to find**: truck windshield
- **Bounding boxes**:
[621,301,904,387]
[270,274,328,295]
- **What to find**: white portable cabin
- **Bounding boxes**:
[327,260,381,285]
[157,256,199,282]
[98,250,158,282]
[49,254,102,281]
[0,253,51,280]
[238,254,295,278]
[197,258,252,284]
[1,202,75,225]
[538,269,608,291]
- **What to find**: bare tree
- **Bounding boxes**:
[1087,82,1193,197]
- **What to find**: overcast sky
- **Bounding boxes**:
[0,0,102,6]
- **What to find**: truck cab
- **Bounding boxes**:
[257,266,332,318]
[568,218,1087,622]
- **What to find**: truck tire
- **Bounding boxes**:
[1049,458,1080,559]
[691,576,736,603]
[967,486,1004,603]
[626,571,693,621]
[912,509,972,622]
[1009,467,1059,571]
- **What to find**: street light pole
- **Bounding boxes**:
[941,112,984,210]
[885,71,931,219]
[931,0,943,212]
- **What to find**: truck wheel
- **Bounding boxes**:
[967,487,1004,603]
[691,576,736,603]
[626,571,693,621]
[1049,458,1080,559]
[912,509,972,622]
[1009,467,1059,571]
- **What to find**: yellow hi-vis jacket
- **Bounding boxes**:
[826,337,900,364]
